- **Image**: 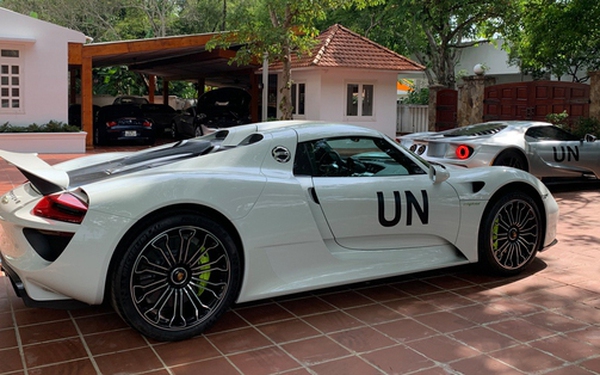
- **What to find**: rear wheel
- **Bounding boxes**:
[479,192,542,275]
[493,150,528,171]
[111,213,241,341]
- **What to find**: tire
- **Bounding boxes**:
[493,150,527,171]
[478,192,542,276]
[111,213,241,341]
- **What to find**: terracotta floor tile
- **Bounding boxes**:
[13,308,70,326]
[328,326,396,353]
[542,364,599,375]
[530,334,598,362]
[84,328,148,355]
[74,312,128,335]
[169,357,240,375]
[203,310,249,334]
[228,346,301,375]
[383,296,441,316]
[449,326,518,353]
[0,328,17,349]
[421,275,475,290]
[0,347,23,373]
[344,303,404,325]
[23,337,88,368]
[302,310,363,334]
[0,312,13,330]
[310,356,384,375]
[318,290,374,309]
[581,357,600,373]
[484,295,543,316]
[206,326,272,355]
[0,298,12,314]
[374,318,438,343]
[27,359,97,375]
[449,354,520,374]
[418,291,478,310]
[409,335,479,363]
[487,318,556,342]
[452,302,513,325]
[282,336,351,366]
[390,280,443,296]
[566,326,600,348]
[94,347,164,374]
[278,296,336,317]
[257,318,321,343]
[413,311,474,334]
[491,345,565,373]
[236,302,294,325]
[523,311,590,333]
[355,284,409,302]
[18,321,79,345]
[361,345,435,374]
[153,335,220,366]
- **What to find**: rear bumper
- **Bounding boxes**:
[0,253,88,309]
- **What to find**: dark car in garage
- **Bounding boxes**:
[94,104,155,145]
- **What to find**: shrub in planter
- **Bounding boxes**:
[0,120,80,133]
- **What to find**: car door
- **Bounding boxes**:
[179,107,197,136]
[296,136,461,251]
[525,125,600,177]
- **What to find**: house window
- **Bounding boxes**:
[0,48,22,112]
[291,83,305,115]
[346,83,374,117]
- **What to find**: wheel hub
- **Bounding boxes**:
[170,266,190,286]
[509,227,519,241]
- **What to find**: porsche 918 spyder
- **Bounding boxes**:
[0,121,558,341]
[398,121,600,180]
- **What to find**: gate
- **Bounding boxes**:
[435,89,457,131]
[484,81,590,126]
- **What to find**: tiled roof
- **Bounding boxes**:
[270,24,424,72]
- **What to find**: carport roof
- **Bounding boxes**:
[79,32,256,81]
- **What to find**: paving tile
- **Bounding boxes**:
[302,310,363,334]
[170,357,240,375]
[18,321,79,345]
[361,345,435,374]
[373,318,438,343]
[449,326,519,353]
[328,326,396,353]
[390,280,443,296]
[13,308,70,326]
[74,312,129,334]
[409,334,479,363]
[413,311,474,334]
[309,356,384,375]
[27,359,97,375]
[84,328,148,355]
[0,328,17,349]
[23,337,88,368]
[257,318,321,344]
[278,296,336,317]
[522,311,590,333]
[206,326,272,355]
[542,364,598,375]
[580,357,600,373]
[153,335,220,366]
[452,302,513,325]
[0,347,23,373]
[566,326,600,348]
[282,336,351,366]
[529,334,598,362]
[94,347,164,374]
[318,290,374,309]
[487,317,556,342]
[383,296,441,316]
[355,284,409,302]
[236,302,294,325]
[490,345,565,373]
[344,303,404,325]
[203,310,249,334]
[228,346,301,375]
[449,354,521,374]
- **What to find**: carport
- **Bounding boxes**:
[67,33,261,148]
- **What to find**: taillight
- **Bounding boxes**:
[143,120,152,128]
[455,144,472,160]
[32,193,88,224]
[106,121,117,128]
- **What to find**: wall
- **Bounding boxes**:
[281,68,398,137]
[0,8,86,126]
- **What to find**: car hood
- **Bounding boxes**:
[0,140,214,195]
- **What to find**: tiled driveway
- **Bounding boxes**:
[0,148,599,375]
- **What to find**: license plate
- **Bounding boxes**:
[124,131,137,137]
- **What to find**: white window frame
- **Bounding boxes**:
[0,46,24,114]
[291,82,306,117]
[344,81,375,120]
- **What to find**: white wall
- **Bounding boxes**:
[279,68,398,138]
[0,8,86,126]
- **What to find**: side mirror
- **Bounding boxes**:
[585,134,597,142]
[429,164,450,184]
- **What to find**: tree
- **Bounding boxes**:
[503,0,600,82]
[209,0,381,120]
[322,0,515,89]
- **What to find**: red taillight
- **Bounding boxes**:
[106,121,117,128]
[143,120,152,128]
[32,193,88,224]
[455,145,471,160]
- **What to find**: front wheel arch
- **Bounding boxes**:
[105,204,244,305]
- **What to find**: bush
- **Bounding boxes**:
[545,111,569,128]
[401,87,429,105]
[0,121,80,133]
[573,117,600,139]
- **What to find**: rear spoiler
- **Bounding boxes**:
[0,150,69,195]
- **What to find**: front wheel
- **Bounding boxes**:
[479,192,542,276]
[111,213,241,341]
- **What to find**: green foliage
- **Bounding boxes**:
[573,117,600,138]
[503,0,600,82]
[545,111,569,128]
[401,87,429,105]
[0,121,81,133]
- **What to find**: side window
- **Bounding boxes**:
[526,126,579,141]
[293,137,426,177]
[0,48,22,113]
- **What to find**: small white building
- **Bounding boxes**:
[0,7,87,126]
[270,24,424,137]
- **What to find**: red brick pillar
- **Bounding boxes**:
[457,74,496,127]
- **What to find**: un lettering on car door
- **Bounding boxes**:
[312,176,460,251]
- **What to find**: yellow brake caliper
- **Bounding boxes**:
[198,248,210,296]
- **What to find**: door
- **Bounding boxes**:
[436,89,458,131]
[296,136,461,251]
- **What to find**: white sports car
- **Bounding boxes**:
[0,121,558,341]
[399,121,600,180]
